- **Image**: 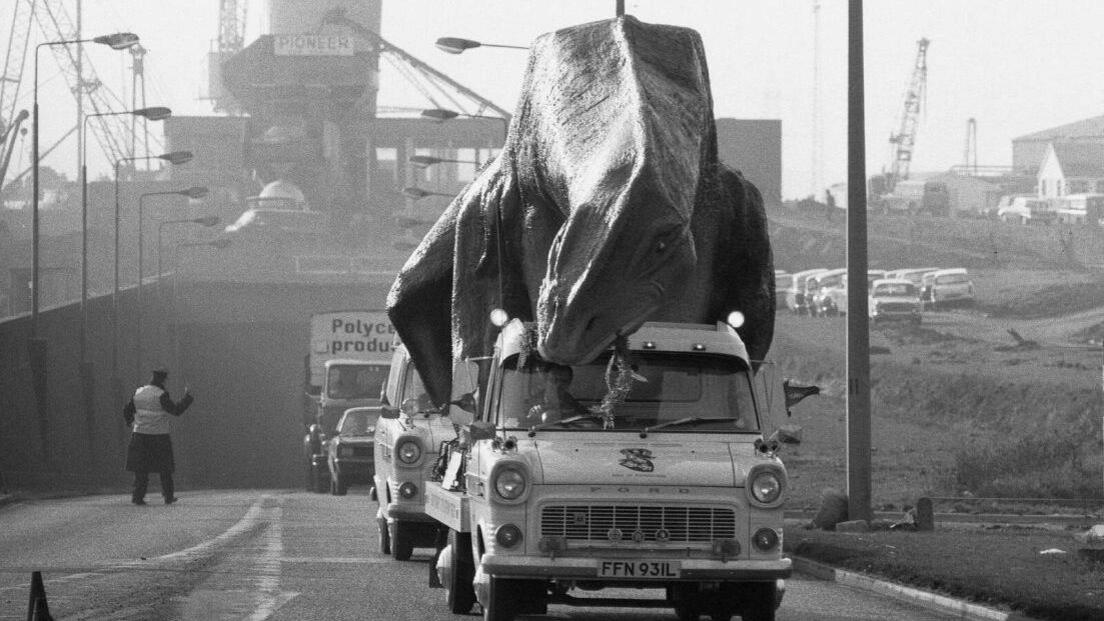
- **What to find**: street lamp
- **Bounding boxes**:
[434,37,527,55]
[420,107,509,144]
[409,155,482,169]
[157,215,221,282]
[112,150,193,396]
[80,106,171,365]
[136,186,208,375]
[31,32,139,339]
[402,186,455,200]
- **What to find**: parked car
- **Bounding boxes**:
[869,278,922,324]
[997,196,1055,225]
[824,270,892,315]
[886,267,941,287]
[326,406,380,496]
[774,270,792,310]
[785,268,827,315]
[922,268,975,309]
[807,268,847,316]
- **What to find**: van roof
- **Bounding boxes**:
[496,320,750,366]
[930,268,968,276]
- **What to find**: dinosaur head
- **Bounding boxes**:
[513,17,714,364]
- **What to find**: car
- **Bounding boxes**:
[922,268,975,309]
[869,278,922,324]
[823,270,892,316]
[785,268,827,315]
[326,406,380,496]
[806,268,847,316]
[774,270,792,310]
[886,267,941,287]
[997,196,1055,225]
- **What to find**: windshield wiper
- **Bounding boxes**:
[640,417,737,437]
[527,413,606,436]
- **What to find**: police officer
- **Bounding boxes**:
[123,367,194,505]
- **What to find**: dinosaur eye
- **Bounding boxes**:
[656,240,668,253]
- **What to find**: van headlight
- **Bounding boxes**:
[747,466,785,507]
[396,439,422,465]
[492,464,528,503]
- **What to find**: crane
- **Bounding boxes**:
[885,37,929,193]
[0,0,165,192]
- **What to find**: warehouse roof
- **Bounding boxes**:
[1014,115,1104,142]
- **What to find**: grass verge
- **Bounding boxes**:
[785,524,1104,621]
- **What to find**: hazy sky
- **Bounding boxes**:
[8,0,1104,200]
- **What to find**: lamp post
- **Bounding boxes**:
[136,186,208,375]
[409,155,482,169]
[434,37,527,55]
[30,31,138,465]
[420,107,509,144]
[157,215,221,282]
[32,32,139,338]
[401,186,455,200]
[80,106,171,365]
[111,150,193,399]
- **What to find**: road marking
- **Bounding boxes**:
[278,556,392,564]
[248,506,298,621]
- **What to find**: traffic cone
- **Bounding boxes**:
[26,571,54,621]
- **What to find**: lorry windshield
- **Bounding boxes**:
[498,352,758,432]
[327,365,388,400]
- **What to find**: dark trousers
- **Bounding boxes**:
[132,471,174,501]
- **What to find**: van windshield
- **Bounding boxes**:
[497,352,758,432]
[873,282,917,297]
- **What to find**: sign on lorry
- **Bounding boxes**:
[308,311,395,393]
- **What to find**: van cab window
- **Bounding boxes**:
[497,353,758,432]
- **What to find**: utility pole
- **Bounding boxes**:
[846,0,872,522]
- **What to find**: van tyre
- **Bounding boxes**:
[445,530,476,613]
[391,520,414,561]
[377,516,391,555]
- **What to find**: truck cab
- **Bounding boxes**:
[304,358,390,492]
[428,320,791,621]
[373,343,460,560]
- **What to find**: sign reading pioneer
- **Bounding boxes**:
[273,34,354,56]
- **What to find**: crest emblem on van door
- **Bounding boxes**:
[619,448,655,472]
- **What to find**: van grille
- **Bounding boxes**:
[540,505,736,543]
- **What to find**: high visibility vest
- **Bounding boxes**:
[132,385,172,435]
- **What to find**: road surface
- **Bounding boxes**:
[0,489,966,620]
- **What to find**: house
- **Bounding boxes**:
[1036,141,1104,199]
[1012,115,1104,175]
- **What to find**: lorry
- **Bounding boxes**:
[409,318,793,621]
[880,179,950,216]
[303,310,395,493]
[372,342,460,560]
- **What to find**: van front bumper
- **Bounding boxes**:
[481,554,792,582]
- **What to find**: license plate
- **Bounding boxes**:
[597,560,681,579]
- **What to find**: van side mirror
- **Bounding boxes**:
[379,406,400,420]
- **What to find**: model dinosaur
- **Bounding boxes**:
[387,16,774,405]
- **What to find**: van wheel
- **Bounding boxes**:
[445,530,476,613]
[377,516,391,555]
[391,520,414,561]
